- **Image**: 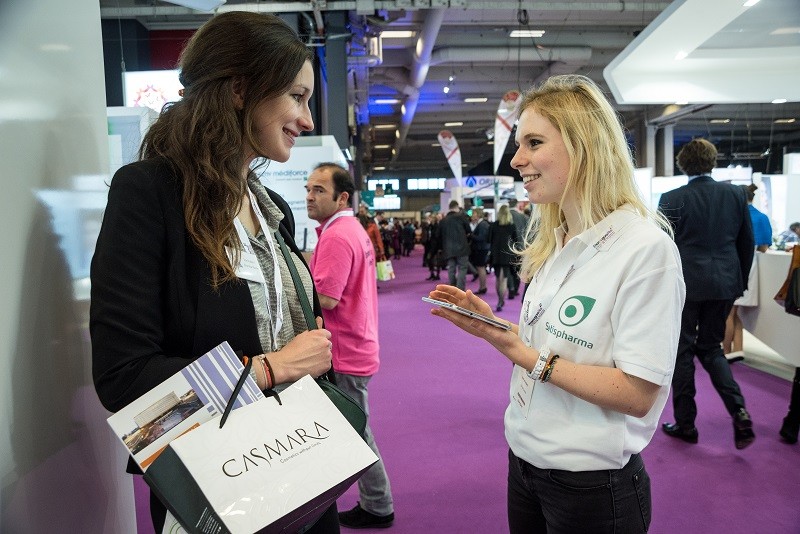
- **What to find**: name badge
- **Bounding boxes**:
[226,244,265,284]
[511,365,535,419]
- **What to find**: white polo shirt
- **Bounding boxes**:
[505,206,685,471]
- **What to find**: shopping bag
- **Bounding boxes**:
[376,259,395,281]
[144,375,378,534]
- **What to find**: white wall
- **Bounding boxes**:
[0,0,136,531]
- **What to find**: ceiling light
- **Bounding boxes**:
[443,85,450,94]
[373,124,396,130]
[374,166,386,171]
[381,30,415,39]
[771,27,800,35]
[710,119,731,124]
[775,118,796,124]
[509,30,545,38]
[395,129,400,138]
[374,145,391,149]
[674,51,688,61]
[487,141,494,145]
[448,75,455,82]
[374,98,400,104]
[431,143,441,147]
[772,99,788,104]
[742,0,760,6]
[444,122,463,127]
[401,104,406,114]
[464,97,488,103]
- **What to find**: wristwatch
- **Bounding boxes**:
[527,346,550,381]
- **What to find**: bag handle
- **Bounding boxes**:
[219,355,252,428]
[274,230,317,330]
[274,231,338,385]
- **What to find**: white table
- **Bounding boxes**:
[739,250,800,367]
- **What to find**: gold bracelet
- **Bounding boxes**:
[541,355,560,383]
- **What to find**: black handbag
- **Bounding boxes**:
[786,267,800,317]
[273,230,368,438]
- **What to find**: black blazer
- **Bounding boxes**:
[90,157,322,418]
[658,175,754,301]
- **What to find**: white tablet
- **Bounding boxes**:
[422,297,512,330]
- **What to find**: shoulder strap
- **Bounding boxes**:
[274,230,317,331]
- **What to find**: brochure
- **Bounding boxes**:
[106,341,263,470]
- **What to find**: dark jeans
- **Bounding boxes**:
[507,450,651,534]
[672,299,746,427]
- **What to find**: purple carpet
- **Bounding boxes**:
[136,245,800,533]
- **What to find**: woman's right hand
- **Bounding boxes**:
[268,318,332,384]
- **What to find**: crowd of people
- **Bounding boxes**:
[88,12,797,534]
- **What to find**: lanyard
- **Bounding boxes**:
[523,239,600,328]
[320,209,354,234]
[523,208,638,332]
[231,188,284,351]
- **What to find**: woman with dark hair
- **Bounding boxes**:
[90,12,339,532]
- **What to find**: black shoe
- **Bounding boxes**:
[471,274,479,281]
[496,305,503,312]
[508,292,515,300]
[475,288,487,295]
[733,408,755,450]
[339,503,394,529]
[662,422,699,444]
[425,275,435,280]
[779,416,799,445]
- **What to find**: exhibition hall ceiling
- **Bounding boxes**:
[100,0,800,175]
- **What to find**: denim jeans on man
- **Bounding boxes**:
[447,255,469,290]
[507,449,651,533]
[333,372,394,516]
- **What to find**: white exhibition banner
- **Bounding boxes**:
[252,135,347,251]
[493,90,521,174]
[438,130,462,186]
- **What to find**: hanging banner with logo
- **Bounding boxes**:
[438,130,462,186]
[494,90,521,174]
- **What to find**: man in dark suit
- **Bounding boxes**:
[435,199,472,290]
[658,138,756,449]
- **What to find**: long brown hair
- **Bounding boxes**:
[140,12,313,287]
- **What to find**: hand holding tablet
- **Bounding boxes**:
[422,297,512,330]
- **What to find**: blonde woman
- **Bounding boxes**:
[428,75,685,533]
[488,204,518,312]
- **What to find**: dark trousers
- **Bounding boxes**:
[671,299,746,427]
[150,488,340,533]
[507,449,651,534]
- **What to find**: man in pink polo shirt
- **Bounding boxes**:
[305,163,395,530]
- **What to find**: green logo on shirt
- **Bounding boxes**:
[558,296,596,326]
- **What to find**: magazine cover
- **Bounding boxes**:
[107,341,263,470]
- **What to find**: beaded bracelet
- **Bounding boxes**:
[541,355,560,383]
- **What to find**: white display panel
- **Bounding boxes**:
[122,69,183,113]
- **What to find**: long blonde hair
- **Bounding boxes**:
[516,75,670,281]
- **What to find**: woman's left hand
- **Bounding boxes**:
[427,284,515,344]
